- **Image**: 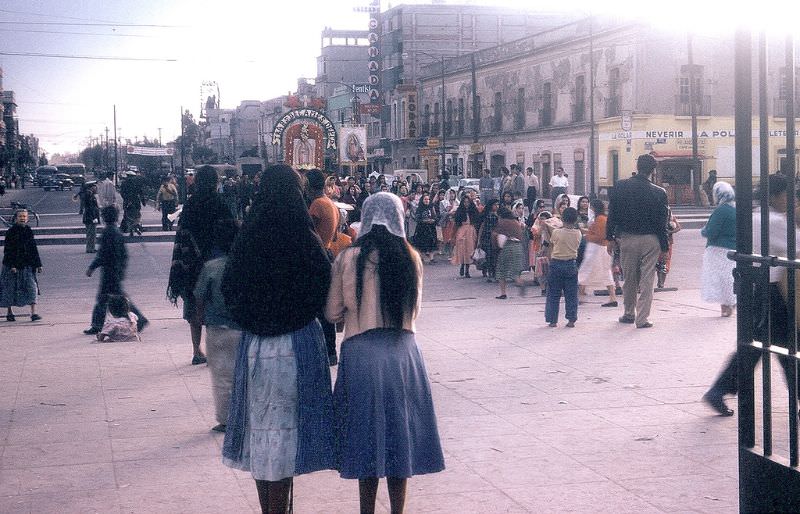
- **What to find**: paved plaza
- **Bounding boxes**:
[0,228,774,513]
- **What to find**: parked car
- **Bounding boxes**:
[42,174,74,191]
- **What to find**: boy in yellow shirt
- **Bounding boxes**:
[546,207,582,327]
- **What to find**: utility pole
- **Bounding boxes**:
[440,55,447,180]
[104,127,110,172]
[688,32,700,204]
[113,105,118,185]
[180,106,186,202]
[471,54,480,178]
[157,127,162,147]
[588,13,596,197]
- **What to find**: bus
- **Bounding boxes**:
[56,163,87,185]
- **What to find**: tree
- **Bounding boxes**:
[192,146,218,164]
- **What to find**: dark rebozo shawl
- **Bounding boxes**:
[3,224,42,270]
[167,191,232,303]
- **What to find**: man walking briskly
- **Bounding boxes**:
[84,206,148,335]
[606,154,669,329]
[549,167,569,207]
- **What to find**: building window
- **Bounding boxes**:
[494,92,503,132]
[607,68,620,117]
[515,88,526,130]
[677,64,705,116]
[776,67,800,117]
[446,99,453,136]
[574,75,586,122]
[422,104,431,137]
[541,82,553,127]
[433,102,440,136]
[457,98,465,136]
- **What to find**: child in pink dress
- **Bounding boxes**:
[97,295,140,342]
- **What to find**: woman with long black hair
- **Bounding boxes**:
[450,193,479,278]
[326,192,445,514]
[221,164,335,513]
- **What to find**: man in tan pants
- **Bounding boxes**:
[606,154,669,328]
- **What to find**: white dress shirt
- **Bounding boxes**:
[549,174,569,189]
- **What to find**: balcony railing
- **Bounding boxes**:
[675,95,711,116]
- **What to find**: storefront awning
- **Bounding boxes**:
[649,151,708,160]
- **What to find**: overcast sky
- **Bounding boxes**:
[1,0,796,156]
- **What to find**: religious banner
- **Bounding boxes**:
[339,125,367,165]
[271,108,337,170]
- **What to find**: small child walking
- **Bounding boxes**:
[545,207,582,328]
[96,295,140,342]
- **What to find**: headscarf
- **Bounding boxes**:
[222,164,331,336]
[359,192,406,239]
[713,181,735,207]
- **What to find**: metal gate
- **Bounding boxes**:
[733,30,800,512]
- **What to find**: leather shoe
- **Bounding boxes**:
[636,322,654,329]
[83,327,100,335]
[602,301,618,307]
[703,392,734,416]
[618,315,635,324]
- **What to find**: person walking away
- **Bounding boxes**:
[120,173,146,236]
[545,207,582,327]
[193,219,240,433]
[1,209,42,321]
[84,206,147,335]
[703,174,796,416]
[450,194,479,278]
[656,208,682,289]
[578,199,618,306]
[493,207,528,299]
[325,192,445,514]
[606,154,669,329]
[524,166,539,210]
[306,169,340,366]
[549,167,569,208]
[221,164,335,514]
[96,295,140,342]
[96,172,117,210]
[700,182,737,317]
[479,169,494,205]
[167,165,232,365]
[156,176,178,231]
[83,182,100,253]
[413,193,438,263]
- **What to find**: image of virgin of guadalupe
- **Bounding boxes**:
[345,132,366,163]
[293,123,316,169]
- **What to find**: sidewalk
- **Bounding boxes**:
[0,233,754,513]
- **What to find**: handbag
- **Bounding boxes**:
[472,247,486,264]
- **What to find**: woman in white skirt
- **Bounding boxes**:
[221,165,335,513]
[700,182,737,317]
[578,199,618,307]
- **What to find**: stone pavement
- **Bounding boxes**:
[0,230,776,513]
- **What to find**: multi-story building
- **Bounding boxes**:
[417,17,797,204]
[205,107,235,160]
[0,68,5,149]
[231,100,263,154]
[316,28,370,98]
[378,4,575,172]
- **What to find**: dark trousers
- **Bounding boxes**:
[709,283,794,395]
[85,223,96,252]
[545,259,578,323]
[525,186,537,210]
[160,200,175,231]
[91,279,146,329]
[551,187,567,207]
[483,246,498,278]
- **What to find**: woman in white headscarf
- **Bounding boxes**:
[325,192,445,514]
[700,181,737,317]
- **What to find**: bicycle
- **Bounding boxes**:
[0,201,41,228]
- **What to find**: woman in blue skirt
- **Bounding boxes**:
[326,192,445,514]
[221,164,335,513]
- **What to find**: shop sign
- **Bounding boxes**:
[407,94,417,138]
[470,143,485,154]
[366,1,382,105]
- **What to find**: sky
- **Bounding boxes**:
[2,0,800,156]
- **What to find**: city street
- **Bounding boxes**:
[0,228,775,513]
